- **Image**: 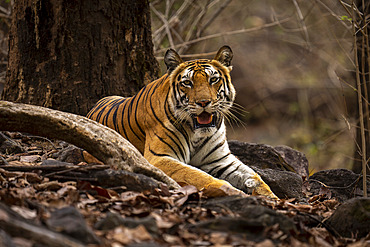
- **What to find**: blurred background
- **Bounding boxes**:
[150,0,356,173]
[0,0,357,173]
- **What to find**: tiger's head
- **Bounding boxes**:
[164,46,236,135]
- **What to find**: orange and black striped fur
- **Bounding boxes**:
[87,46,277,198]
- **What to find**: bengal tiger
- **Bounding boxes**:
[87,46,277,199]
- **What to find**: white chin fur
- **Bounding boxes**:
[193,126,217,137]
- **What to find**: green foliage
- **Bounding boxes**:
[340,15,352,22]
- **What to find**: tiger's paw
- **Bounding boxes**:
[202,179,246,198]
[245,175,278,200]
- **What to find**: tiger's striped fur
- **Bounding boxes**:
[87,46,277,198]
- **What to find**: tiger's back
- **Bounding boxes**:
[87,75,171,154]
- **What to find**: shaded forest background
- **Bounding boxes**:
[0,0,362,173]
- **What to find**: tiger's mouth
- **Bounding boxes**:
[193,111,216,129]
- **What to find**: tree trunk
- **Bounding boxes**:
[1,0,159,115]
[353,0,370,174]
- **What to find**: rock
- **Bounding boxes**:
[189,216,266,241]
[308,169,370,201]
[56,145,85,164]
[229,141,297,172]
[94,212,125,230]
[228,141,308,177]
[95,212,158,234]
[202,196,296,233]
[228,141,306,198]
[274,145,309,178]
[0,132,24,155]
[254,168,303,199]
[236,204,296,234]
[203,195,261,212]
[188,204,296,243]
[202,196,296,234]
[46,206,101,244]
[327,198,370,239]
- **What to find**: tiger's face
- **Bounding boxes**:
[164,46,236,134]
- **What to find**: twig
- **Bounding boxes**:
[179,0,211,54]
[315,0,351,29]
[339,0,366,36]
[0,164,110,172]
[292,0,311,50]
[295,211,341,238]
[152,0,192,48]
[0,13,11,19]
[164,0,173,19]
[49,175,98,182]
[0,6,10,15]
[352,0,368,197]
[150,4,175,49]
[44,166,83,177]
[155,17,291,55]
[0,155,9,166]
[156,50,218,60]
[23,134,60,150]
[196,0,232,38]
[309,175,365,190]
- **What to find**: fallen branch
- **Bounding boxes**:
[0,164,166,193]
[0,100,179,189]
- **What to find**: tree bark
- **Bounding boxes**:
[0,100,179,189]
[1,0,159,115]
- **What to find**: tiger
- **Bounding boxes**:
[87,46,277,199]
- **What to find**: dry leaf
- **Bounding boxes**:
[24,172,43,183]
[209,232,228,245]
[78,181,118,199]
[163,234,182,245]
[151,212,176,229]
[82,151,105,165]
[112,225,152,245]
[35,181,62,191]
[319,186,332,199]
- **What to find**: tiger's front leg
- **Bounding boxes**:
[201,154,278,199]
[143,139,245,197]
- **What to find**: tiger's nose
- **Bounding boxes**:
[195,100,211,107]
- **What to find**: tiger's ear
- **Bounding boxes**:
[214,45,233,67]
[164,49,183,74]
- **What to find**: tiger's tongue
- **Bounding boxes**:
[197,112,213,125]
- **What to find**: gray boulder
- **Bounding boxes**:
[327,198,370,239]
[308,169,370,201]
[228,141,307,198]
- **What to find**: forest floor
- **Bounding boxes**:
[0,131,368,247]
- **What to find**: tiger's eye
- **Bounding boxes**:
[181,80,193,88]
[210,77,220,84]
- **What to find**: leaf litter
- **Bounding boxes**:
[0,131,368,246]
